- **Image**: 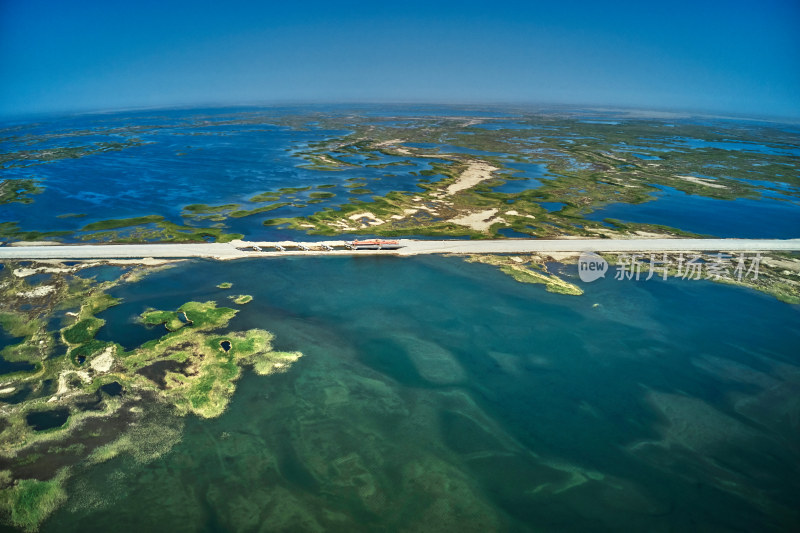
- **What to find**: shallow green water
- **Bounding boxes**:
[41,256,800,532]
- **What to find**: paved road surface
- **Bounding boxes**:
[1,238,799,260]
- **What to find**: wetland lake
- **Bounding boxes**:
[1,106,799,531]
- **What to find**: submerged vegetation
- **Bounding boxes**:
[0,470,68,532]
[467,255,583,295]
[0,260,301,530]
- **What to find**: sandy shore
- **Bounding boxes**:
[449,209,503,231]
[373,139,412,155]
[441,161,499,196]
[675,175,727,189]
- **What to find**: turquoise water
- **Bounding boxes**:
[45,256,800,532]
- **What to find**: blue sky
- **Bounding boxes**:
[1,0,798,119]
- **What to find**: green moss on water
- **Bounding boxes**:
[178,301,235,328]
[78,219,243,243]
[62,318,104,345]
[119,302,297,418]
[228,202,290,218]
[249,192,281,203]
[309,191,335,199]
[0,222,72,243]
[69,340,111,363]
[0,179,44,206]
[0,472,67,532]
[466,255,584,295]
[141,310,187,332]
[278,186,312,194]
[81,293,121,317]
[0,312,41,339]
[2,213,243,244]
[81,216,165,232]
[183,203,240,214]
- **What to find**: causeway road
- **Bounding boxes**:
[1,238,799,261]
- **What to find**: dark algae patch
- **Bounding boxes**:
[25,409,69,432]
[136,359,191,388]
[98,381,122,397]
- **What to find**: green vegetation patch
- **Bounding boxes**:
[230,294,253,305]
[78,218,243,243]
[183,203,240,214]
[0,471,67,532]
[81,293,121,317]
[467,255,583,296]
[181,203,242,222]
[249,192,281,203]
[216,282,233,289]
[69,340,111,362]
[120,302,298,417]
[0,222,71,243]
[0,312,41,339]
[228,202,290,218]
[0,179,43,206]
[178,301,235,328]
[308,191,335,199]
[62,317,105,345]
[81,215,164,232]
[278,186,312,194]
[141,310,187,332]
